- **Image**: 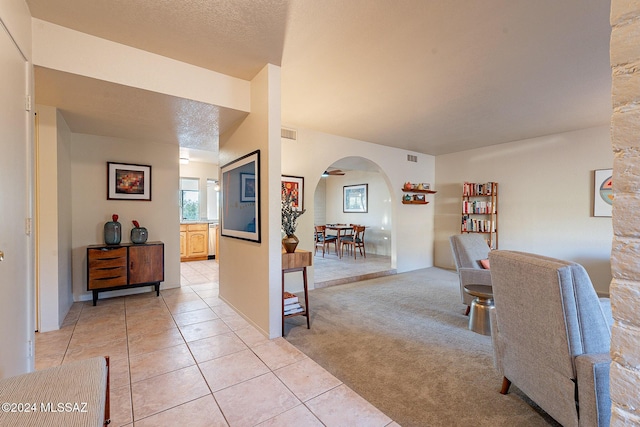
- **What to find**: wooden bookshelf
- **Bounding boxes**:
[461,182,498,249]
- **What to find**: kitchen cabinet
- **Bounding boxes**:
[180,223,209,261]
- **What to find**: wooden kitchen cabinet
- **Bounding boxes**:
[180,223,208,261]
[87,242,164,305]
[179,225,187,258]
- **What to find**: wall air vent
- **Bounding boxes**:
[407,154,418,162]
[281,128,298,140]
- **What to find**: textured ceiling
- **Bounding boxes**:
[27,0,612,160]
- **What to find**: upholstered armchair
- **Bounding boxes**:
[488,251,612,427]
[449,234,492,313]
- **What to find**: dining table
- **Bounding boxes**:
[325,224,354,258]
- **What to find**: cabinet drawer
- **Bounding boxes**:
[187,223,208,232]
[88,246,127,261]
[89,270,128,290]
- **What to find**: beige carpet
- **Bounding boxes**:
[284,267,561,427]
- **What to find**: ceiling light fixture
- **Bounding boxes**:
[179,157,190,164]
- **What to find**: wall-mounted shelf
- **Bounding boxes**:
[402,199,429,205]
[401,186,437,205]
[402,188,437,194]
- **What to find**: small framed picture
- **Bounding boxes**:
[593,168,613,217]
[343,184,368,213]
[281,175,304,211]
[240,173,256,202]
[107,162,152,201]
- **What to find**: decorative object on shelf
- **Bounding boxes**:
[130,220,148,244]
[401,183,437,204]
[593,169,613,217]
[221,150,261,242]
[104,214,122,245]
[343,183,368,213]
[107,162,152,201]
[281,182,306,253]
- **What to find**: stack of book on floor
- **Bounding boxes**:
[284,291,304,315]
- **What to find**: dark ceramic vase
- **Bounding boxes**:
[131,227,148,244]
[104,221,122,245]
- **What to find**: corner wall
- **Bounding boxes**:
[35,105,73,331]
[218,64,282,338]
[434,125,613,294]
[70,134,181,301]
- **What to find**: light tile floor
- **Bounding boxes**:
[35,260,399,427]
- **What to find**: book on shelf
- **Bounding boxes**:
[283,291,298,305]
[284,305,304,315]
[284,301,301,310]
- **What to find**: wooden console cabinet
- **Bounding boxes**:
[87,242,164,305]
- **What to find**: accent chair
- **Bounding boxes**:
[488,250,612,427]
[449,234,492,314]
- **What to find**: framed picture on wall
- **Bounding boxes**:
[107,162,152,201]
[221,150,261,242]
[240,173,256,202]
[593,168,613,217]
[281,175,304,211]
[343,183,368,213]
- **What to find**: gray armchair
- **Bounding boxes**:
[449,234,492,312]
[488,250,612,427]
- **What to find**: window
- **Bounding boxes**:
[180,178,199,220]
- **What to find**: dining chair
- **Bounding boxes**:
[314,225,338,257]
[341,225,366,259]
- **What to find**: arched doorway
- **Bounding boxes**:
[312,156,396,287]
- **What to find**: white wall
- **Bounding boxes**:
[314,178,327,226]
[323,171,392,256]
[282,127,437,291]
[70,134,181,301]
[35,105,73,332]
[179,160,219,220]
[219,64,282,338]
[56,110,73,322]
[434,125,613,294]
[0,0,34,377]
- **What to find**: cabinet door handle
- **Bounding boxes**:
[130,261,134,270]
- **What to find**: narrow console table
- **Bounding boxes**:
[87,242,164,305]
[282,250,312,336]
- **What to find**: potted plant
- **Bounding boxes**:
[281,183,305,253]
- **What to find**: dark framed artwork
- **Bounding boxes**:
[343,183,368,213]
[221,150,261,242]
[107,162,152,201]
[281,175,304,212]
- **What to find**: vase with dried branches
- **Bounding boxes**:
[281,183,305,253]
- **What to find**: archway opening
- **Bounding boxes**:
[312,156,396,287]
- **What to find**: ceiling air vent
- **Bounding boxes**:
[407,154,418,162]
[281,128,297,140]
